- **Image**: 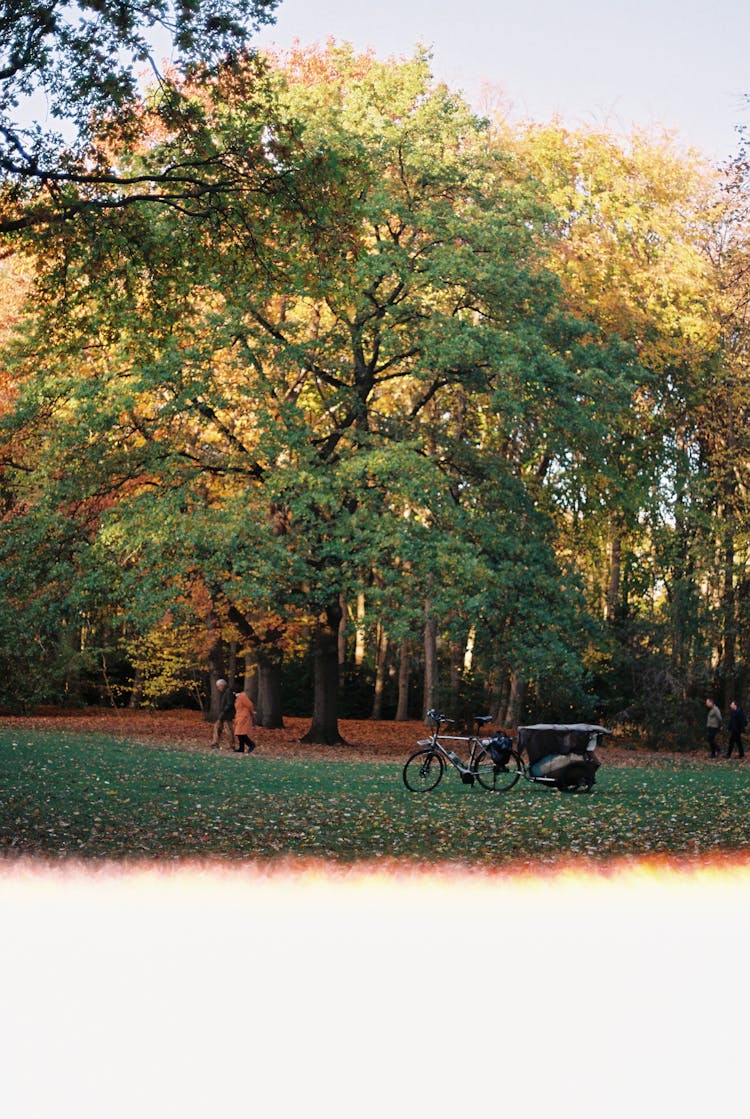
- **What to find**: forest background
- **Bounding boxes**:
[1,0,750,748]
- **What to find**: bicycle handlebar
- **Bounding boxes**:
[426,708,453,725]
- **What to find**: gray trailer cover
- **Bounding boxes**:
[518,723,611,765]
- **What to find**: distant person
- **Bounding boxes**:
[211,678,236,749]
[705,698,722,758]
[234,689,256,754]
[726,700,747,759]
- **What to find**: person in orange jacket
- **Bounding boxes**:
[233,689,256,753]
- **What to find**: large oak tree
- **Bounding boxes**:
[1,45,611,736]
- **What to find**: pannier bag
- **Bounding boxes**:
[487,733,513,767]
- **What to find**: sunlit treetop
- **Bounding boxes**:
[0,0,279,232]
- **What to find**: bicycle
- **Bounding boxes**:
[402,708,522,793]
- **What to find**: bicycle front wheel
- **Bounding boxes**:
[473,748,522,792]
[403,749,444,792]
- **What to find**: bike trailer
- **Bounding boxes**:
[517,723,612,792]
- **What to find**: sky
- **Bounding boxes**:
[254,0,750,164]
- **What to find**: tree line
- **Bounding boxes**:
[1,7,748,746]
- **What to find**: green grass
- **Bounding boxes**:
[3,727,750,865]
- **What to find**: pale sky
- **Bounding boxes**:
[254,0,750,164]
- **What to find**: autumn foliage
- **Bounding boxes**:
[1,42,749,750]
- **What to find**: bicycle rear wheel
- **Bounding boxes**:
[473,748,522,792]
[403,749,444,792]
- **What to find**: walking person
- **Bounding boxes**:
[726,700,747,759]
[211,678,236,749]
[234,688,256,753]
[705,697,722,758]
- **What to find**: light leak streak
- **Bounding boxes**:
[1,857,748,1117]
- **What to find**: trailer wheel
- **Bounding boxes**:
[557,764,595,794]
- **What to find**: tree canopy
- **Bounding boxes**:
[1,41,749,747]
[0,0,279,232]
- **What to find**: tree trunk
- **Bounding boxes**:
[338,594,347,666]
[245,652,259,706]
[227,639,238,691]
[206,608,226,722]
[504,672,526,728]
[605,520,622,622]
[354,592,366,667]
[225,604,285,727]
[423,610,438,718]
[128,667,144,710]
[449,639,462,713]
[395,639,410,721]
[302,600,345,745]
[721,513,736,709]
[487,668,506,725]
[369,624,388,720]
[255,653,284,729]
[464,626,476,673]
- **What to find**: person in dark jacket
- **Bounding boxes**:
[211,678,236,749]
[726,700,747,759]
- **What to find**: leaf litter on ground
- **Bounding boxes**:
[2,713,750,867]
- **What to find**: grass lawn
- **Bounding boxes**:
[5,725,750,1119]
[3,725,750,865]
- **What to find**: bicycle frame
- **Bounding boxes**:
[415,728,484,779]
[403,709,522,793]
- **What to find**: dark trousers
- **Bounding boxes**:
[726,732,745,758]
[707,727,719,757]
[235,734,256,753]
